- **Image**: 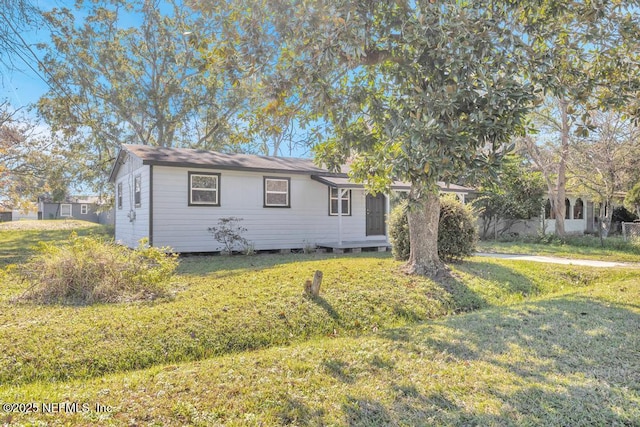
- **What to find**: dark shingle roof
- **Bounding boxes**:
[109,145,474,193]
[123,144,328,174]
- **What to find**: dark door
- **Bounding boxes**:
[366,193,386,236]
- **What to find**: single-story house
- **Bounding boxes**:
[542,196,597,234]
[481,195,603,238]
[109,144,472,253]
[38,196,112,224]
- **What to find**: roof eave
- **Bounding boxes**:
[108,147,130,183]
[146,159,327,176]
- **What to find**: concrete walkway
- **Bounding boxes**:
[475,252,636,268]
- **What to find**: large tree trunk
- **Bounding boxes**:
[404,188,447,277]
[553,97,570,237]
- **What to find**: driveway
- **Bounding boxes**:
[475,253,635,268]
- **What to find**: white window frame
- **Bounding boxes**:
[264,177,290,208]
[189,172,220,206]
[80,204,88,215]
[329,188,351,216]
[60,204,72,217]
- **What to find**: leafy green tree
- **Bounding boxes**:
[473,156,545,239]
[569,111,640,237]
[37,0,249,192]
[625,183,640,218]
[194,0,534,276]
[0,101,70,210]
[517,1,640,236]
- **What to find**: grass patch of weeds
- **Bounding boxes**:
[17,234,178,304]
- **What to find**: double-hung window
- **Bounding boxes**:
[329,188,351,216]
[264,177,290,207]
[189,172,220,206]
[60,204,72,217]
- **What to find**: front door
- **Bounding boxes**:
[366,193,386,236]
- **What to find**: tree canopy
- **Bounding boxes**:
[473,155,545,239]
[37,0,253,192]
[10,0,639,274]
[516,0,640,236]
[193,0,535,275]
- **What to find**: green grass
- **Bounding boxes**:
[2,286,638,426]
[1,224,639,425]
[3,251,636,388]
[0,220,112,267]
[478,235,640,263]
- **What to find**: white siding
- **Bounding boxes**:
[152,166,378,252]
[113,154,150,248]
[544,197,589,235]
[544,218,587,235]
[12,209,38,221]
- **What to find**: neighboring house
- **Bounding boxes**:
[0,203,11,222]
[486,195,600,237]
[0,203,38,222]
[109,144,472,252]
[542,196,597,234]
[38,196,111,224]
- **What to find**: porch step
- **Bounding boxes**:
[316,240,390,254]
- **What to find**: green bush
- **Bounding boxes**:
[438,197,478,262]
[388,200,411,261]
[388,197,477,262]
[19,234,178,304]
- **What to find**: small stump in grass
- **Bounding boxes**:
[304,270,323,297]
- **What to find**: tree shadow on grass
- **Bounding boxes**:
[385,296,640,425]
[329,294,639,426]
[276,396,326,426]
[342,390,465,426]
[323,358,356,384]
[343,397,393,426]
[305,294,341,321]
[176,251,390,278]
[454,259,542,298]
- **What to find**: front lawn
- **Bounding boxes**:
[1,224,639,425]
[1,250,635,387]
[478,235,640,263]
[2,285,638,426]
